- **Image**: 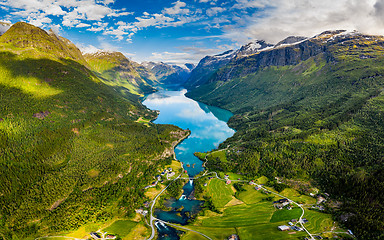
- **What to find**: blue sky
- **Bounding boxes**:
[1,0,384,64]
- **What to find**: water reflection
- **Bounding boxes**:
[144,89,235,177]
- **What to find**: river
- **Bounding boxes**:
[143,87,235,240]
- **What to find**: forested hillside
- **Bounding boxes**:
[84,51,157,96]
[187,31,384,239]
[0,22,184,239]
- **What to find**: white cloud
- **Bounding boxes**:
[87,22,108,32]
[225,0,384,44]
[75,4,112,21]
[135,14,175,28]
[27,16,52,27]
[79,44,101,54]
[107,11,134,17]
[206,7,225,16]
[199,0,217,3]
[232,0,268,9]
[148,46,229,64]
[49,24,62,34]
[76,23,91,28]
[163,1,189,15]
[0,0,119,30]
[0,23,11,34]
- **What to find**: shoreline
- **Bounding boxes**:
[171,129,191,161]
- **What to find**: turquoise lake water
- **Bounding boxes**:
[143,88,235,239]
[143,88,235,177]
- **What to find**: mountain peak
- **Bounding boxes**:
[237,40,274,57]
[0,22,87,65]
[275,36,307,47]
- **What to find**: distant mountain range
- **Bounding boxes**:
[142,61,195,86]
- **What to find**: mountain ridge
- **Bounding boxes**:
[84,50,157,96]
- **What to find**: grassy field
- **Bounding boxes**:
[122,223,148,240]
[165,160,183,175]
[237,185,279,204]
[207,150,227,162]
[279,188,316,205]
[256,176,269,184]
[206,178,234,208]
[181,231,207,240]
[270,208,302,223]
[145,185,166,199]
[201,202,274,227]
[218,172,244,180]
[180,226,237,240]
[104,220,138,238]
[303,209,343,234]
[237,224,306,240]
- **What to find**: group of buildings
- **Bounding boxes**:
[144,167,175,189]
[90,232,116,240]
[273,198,292,210]
[278,218,309,232]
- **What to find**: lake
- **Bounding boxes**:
[143,88,235,239]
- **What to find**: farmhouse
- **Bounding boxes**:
[135,209,143,214]
[317,195,326,204]
[301,218,309,224]
[167,172,175,178]
[90,232,101,239]
[226,180,231,185]
[291,226,303,231]
[227,234,239,240]
[278,225,290,231]
[106,235,116,239]
[273,198,290,206]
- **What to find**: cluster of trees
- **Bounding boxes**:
[166,179,184,198]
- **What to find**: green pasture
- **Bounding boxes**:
[181,231,208,240]
[270,208,302,223]
[279,188,316,205]
[201,202,275,227]
[207,150,227,162]
[206,178,234,208]
[237,185,279,204]
[104,220,138,238]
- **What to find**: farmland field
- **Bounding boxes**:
[104,220,138,238]
[237,185,279,204]
[269,208,302,223]
[206,178,234,208]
